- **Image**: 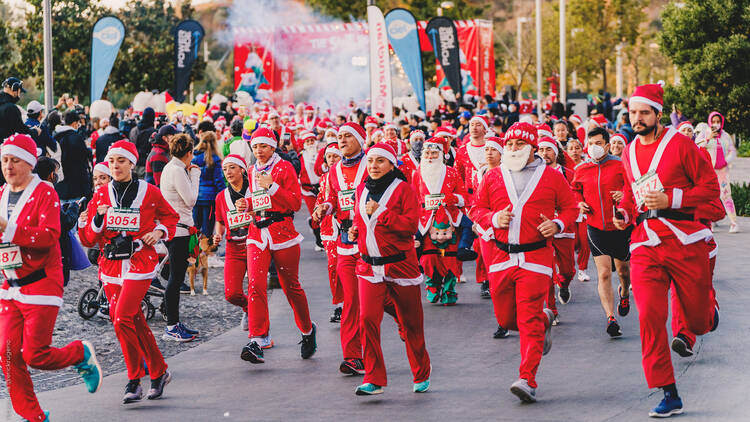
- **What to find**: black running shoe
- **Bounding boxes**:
[339,358,365,375]
[606,317,623,338]
[493,325,510,339]
[241,341,265,364]
[558,286,571,304]
[300,322,317,359]
[147,370,171,400]
[329,306,342,323]
[457,247,478,261]
[618,296,630,317]
[711,305,719,332]
[123,379,143,404]
[671,334,694,358]
[480,280,490,298]
[179,283,191,294]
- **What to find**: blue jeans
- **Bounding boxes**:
[192,202,215,237]
[458,214,476,249]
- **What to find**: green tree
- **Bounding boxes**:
[660,0,750,139]
[0,1,15,78]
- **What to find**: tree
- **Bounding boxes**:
[661,0,750,139]
[0,1,15,78]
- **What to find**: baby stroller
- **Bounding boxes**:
[77,241,171,321]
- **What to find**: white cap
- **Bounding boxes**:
[26,100,44,114]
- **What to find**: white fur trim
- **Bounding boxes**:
[629,96,663,112]
[367,147,397,165]
[267,183,280,196]
[93,162,111,176]
[223,156,247,171]
[486,140,502,152]
[1,144,37,167]
[671,188,683,209]
[250,136,277,148]
[0,288,63,307]
[339,125,366,146]
[470,116,488,130]
[106,147,137,164]
[538,140,558,156]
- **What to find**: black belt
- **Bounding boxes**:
[254,212,294,229]
[7,269,46,288]
[494,239,547,253]
[176,223,191,229]
[421,249,457,257]
[361,252,406,266]
[635,209,694,226]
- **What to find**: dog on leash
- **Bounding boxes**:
[187,235,218,296]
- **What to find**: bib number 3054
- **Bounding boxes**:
[106,208,140,232]
[0,243,22,270]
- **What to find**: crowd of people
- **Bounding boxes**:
[0,73,737,420]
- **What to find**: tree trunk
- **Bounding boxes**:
[601,60,608,92]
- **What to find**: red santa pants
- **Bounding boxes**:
[324,241,343,304]
[247,244,312,337]
[474,238,488,283]
[488,267,552,388]
[553,237,576,288]
[0,300,84,422]
[224,240,248,312]
[630,238,714,388]
[104,280,167,381]
[670,240,718,347]
[575,221,590,270]
[358,278,430,387]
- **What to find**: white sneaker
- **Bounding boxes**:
[577,270,590,282]
[314,245,324,252]
[543,308,554,355]
[459,274,467,283]
[729,223,740,233]
[252,335,274,349]
[510,378,536,403]
[240,312,248,331]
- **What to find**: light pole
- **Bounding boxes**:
[616,43,623,98]
[570,28,583,92]
[42,0,53,110]
[516,17,529,101]
[535,0,543,121]
[559,0,566,105]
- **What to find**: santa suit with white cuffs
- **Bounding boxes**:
[316,153,344,306]
[298,130,321,216]
[469,123,577,391]
[82,140,178,383]
[240,128,313,341]
[0,135,88,421]
[353,143,430,388]
[617,85,719,390]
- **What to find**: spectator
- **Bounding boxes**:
[146,124,176,186]
[0,77,37,141]
[192,131,224,236]
[54,110,92,200]
[129,106,156,178]
[223,119,245,157]
[95,113,124,163]
[25,100,56,155]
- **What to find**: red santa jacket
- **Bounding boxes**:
[321,157,368,256]
[241,153,303,250]
[469,160,578,277]
[316,172,337,241]
[299,148,320,198]
[619,128,719,251]
[0,177,64,307]
[353,177,422,285]
[384,137,407,158]
[571,155,629,231]
[84,180,178,283]
[400,151,419,183]
[314,147,328,177]
[454,141,487,206]
[412,164,468,235]
[215,186,249,243]
[549,163,577,239]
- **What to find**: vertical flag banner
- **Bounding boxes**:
[385,8,426,112]
[368,4,393,122]
[426,17,462,101]
[174,19,205,103]
[90,16,125,102]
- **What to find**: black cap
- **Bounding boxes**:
[2,77,26,93]
[158,124,178,137]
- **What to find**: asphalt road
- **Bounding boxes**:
[2,216,747,421]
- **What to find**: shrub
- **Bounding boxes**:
[731,182,750,216]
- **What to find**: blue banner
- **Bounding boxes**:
[385,8,426,112]
[90,16,125,102]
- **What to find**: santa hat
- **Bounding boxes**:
[93,162,111,177]
[324,128,338,138]
[304,105,314,112]
[364,116,378,129]
[250,127,278,148]
[366,142,398,165]
[433,127,452,139]
[569,114,582,124]
[223,154,247,171]
[537,137,559,156]
[324,142,343,158]
[1,133,38,167]
[610,133,627,145]
[106,139,138,164]
[410,130,425,141]
[591,115,608,126]
[338,122,367,146]
[267,110,280,119]
[299,130,316,143]
[423,137,445,152]
[215,116,227,126]
[630,83,664,112]
[469,115,489,131]
[536,123,554,139]
[677,121,694,132]
[503,122,539,147]
[485,136,503,154]
[383,122,398,132]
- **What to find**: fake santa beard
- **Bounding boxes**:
[420,157,445,193]
[501,144,533,171]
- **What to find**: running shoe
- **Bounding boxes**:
[96,306,109,320]
[711,305,720,332]
[480,280,490,298]
[510,378,536,403]
[607,316,623,338]
[240,312,248,331]
[459,274,467,283]
[74,341,103,394]
[123,379,143,404]
[240,341,264,364]
[355,383,384,395]
[493,325,510,339]
[329,306,342,323]
[339,358,365,375]
[177,322,199,337]
[456,247,478,261]
[671,334,694,358]
[256,335,274,349]
[413,379,430,393]
[147,370,172,400]
[543,308,554,355]
[22,410,50,421]
[618,295,630,317]
[577,269,590,282]
[150,278,165,293]
[648,392,683,417]
[179,282,191,294]
[162,324,195,342]
[557,286,571,304]
[729,223,740,233]
[300,323,317,359]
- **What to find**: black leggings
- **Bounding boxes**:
[165,235,190,326]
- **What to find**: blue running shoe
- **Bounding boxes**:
[162,324,195,342]
[23,410,50,421]
[177,322,199,336]
[355,383,383,395]
[649,393,683,418]
[74,341,102,393]
[413,379,430,393]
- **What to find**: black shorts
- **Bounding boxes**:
[587,225,632,262]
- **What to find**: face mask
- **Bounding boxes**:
[711,124,720,132]
[588,144,606,161]
[501,144,532,172]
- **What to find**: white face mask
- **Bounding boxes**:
[711,124,721,132]
[501,144,532,171]
[588,144,607,161]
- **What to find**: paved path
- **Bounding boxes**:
[2,217,748,421]
[729,157,750,184]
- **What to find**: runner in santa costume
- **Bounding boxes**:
[382,122,406,157]
[613,84,719,418]
[212,154,252,331]
[413,137,467,305]
[349,142,431,395]
[564,138,592,282]
[313,128,339,178]
[469,122,577,403]
[400,130,425,182]
[432,126,457,166]
[234,127,317,364]
[0,134,102,422]
[301,105,320,131]
[571,127,632,338]
[82,139,178,404]
[298,130,324,249]
[537,136,576,322]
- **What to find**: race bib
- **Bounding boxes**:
[226,210,252,230]
[251,190,272,211]
[632,170,664,208]
[106,207,140,232]
[424,193,445,210]
[0,243,22,270]
[338,189,356,212]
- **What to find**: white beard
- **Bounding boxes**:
[420,158,445,194]
[501,145,532,172]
